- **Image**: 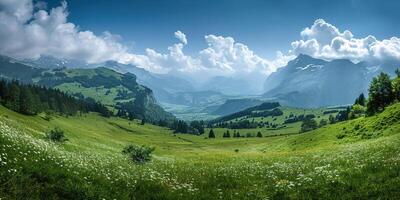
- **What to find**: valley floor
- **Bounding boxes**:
[1,104,400,199]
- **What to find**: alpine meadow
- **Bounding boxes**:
[1,0,400,199]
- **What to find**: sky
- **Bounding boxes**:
[42,0,400,58]
[0,0,399,85]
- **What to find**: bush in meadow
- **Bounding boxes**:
[300,118,318,133]
[256,131,263,137]
[122,144,155,163]
[46,127,68,142]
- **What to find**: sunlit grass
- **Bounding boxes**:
[1,103,400,199]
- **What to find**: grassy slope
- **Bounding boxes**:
[42,68,136,106]
[1,104,400,199]
[0,105,341,157]
[53,82,133,108]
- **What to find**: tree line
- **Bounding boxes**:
[208,129,263,138]
[0,80,112,117]
[168,120,205,135]
[213,119,281,129]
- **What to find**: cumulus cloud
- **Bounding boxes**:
[0,1,123,62]
[174,30,187,45]
[289,19,400,63]
[199,35,276,75]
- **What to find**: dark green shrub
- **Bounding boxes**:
[122,144,155,163]
[256,131,263,137]
[336,133,346,139]
[300,118,318,133]
[46,127,67,142]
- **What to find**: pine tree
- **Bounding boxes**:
[208,129,215,138]
[256,131,262,137]
[354,93,366,106]
[236,131,241,138]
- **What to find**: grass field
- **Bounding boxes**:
[1,103,400,199]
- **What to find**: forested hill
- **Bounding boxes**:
[0,55,175,123]
[0,80,111,116]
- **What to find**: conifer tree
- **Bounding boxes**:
[208,129,215,138]
[256,131,262,137]
[354,93,366,106]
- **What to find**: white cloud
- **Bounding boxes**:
[199,35,276,75]
[174,30,187,45]
[0,0,132,63]
[289,19,400,63]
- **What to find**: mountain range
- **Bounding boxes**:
[1,53,398,120]
[262,54,383,108]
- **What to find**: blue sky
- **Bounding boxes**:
[45,0,400,59]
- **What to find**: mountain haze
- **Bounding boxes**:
[263,54,378,108]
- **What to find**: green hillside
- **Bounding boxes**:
[38,67,142,106]
[1,102,400,199]
[0,57,175,122]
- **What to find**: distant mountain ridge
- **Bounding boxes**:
[97,61,197,104]
[263,54,380,108]
[23,55,92,69]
